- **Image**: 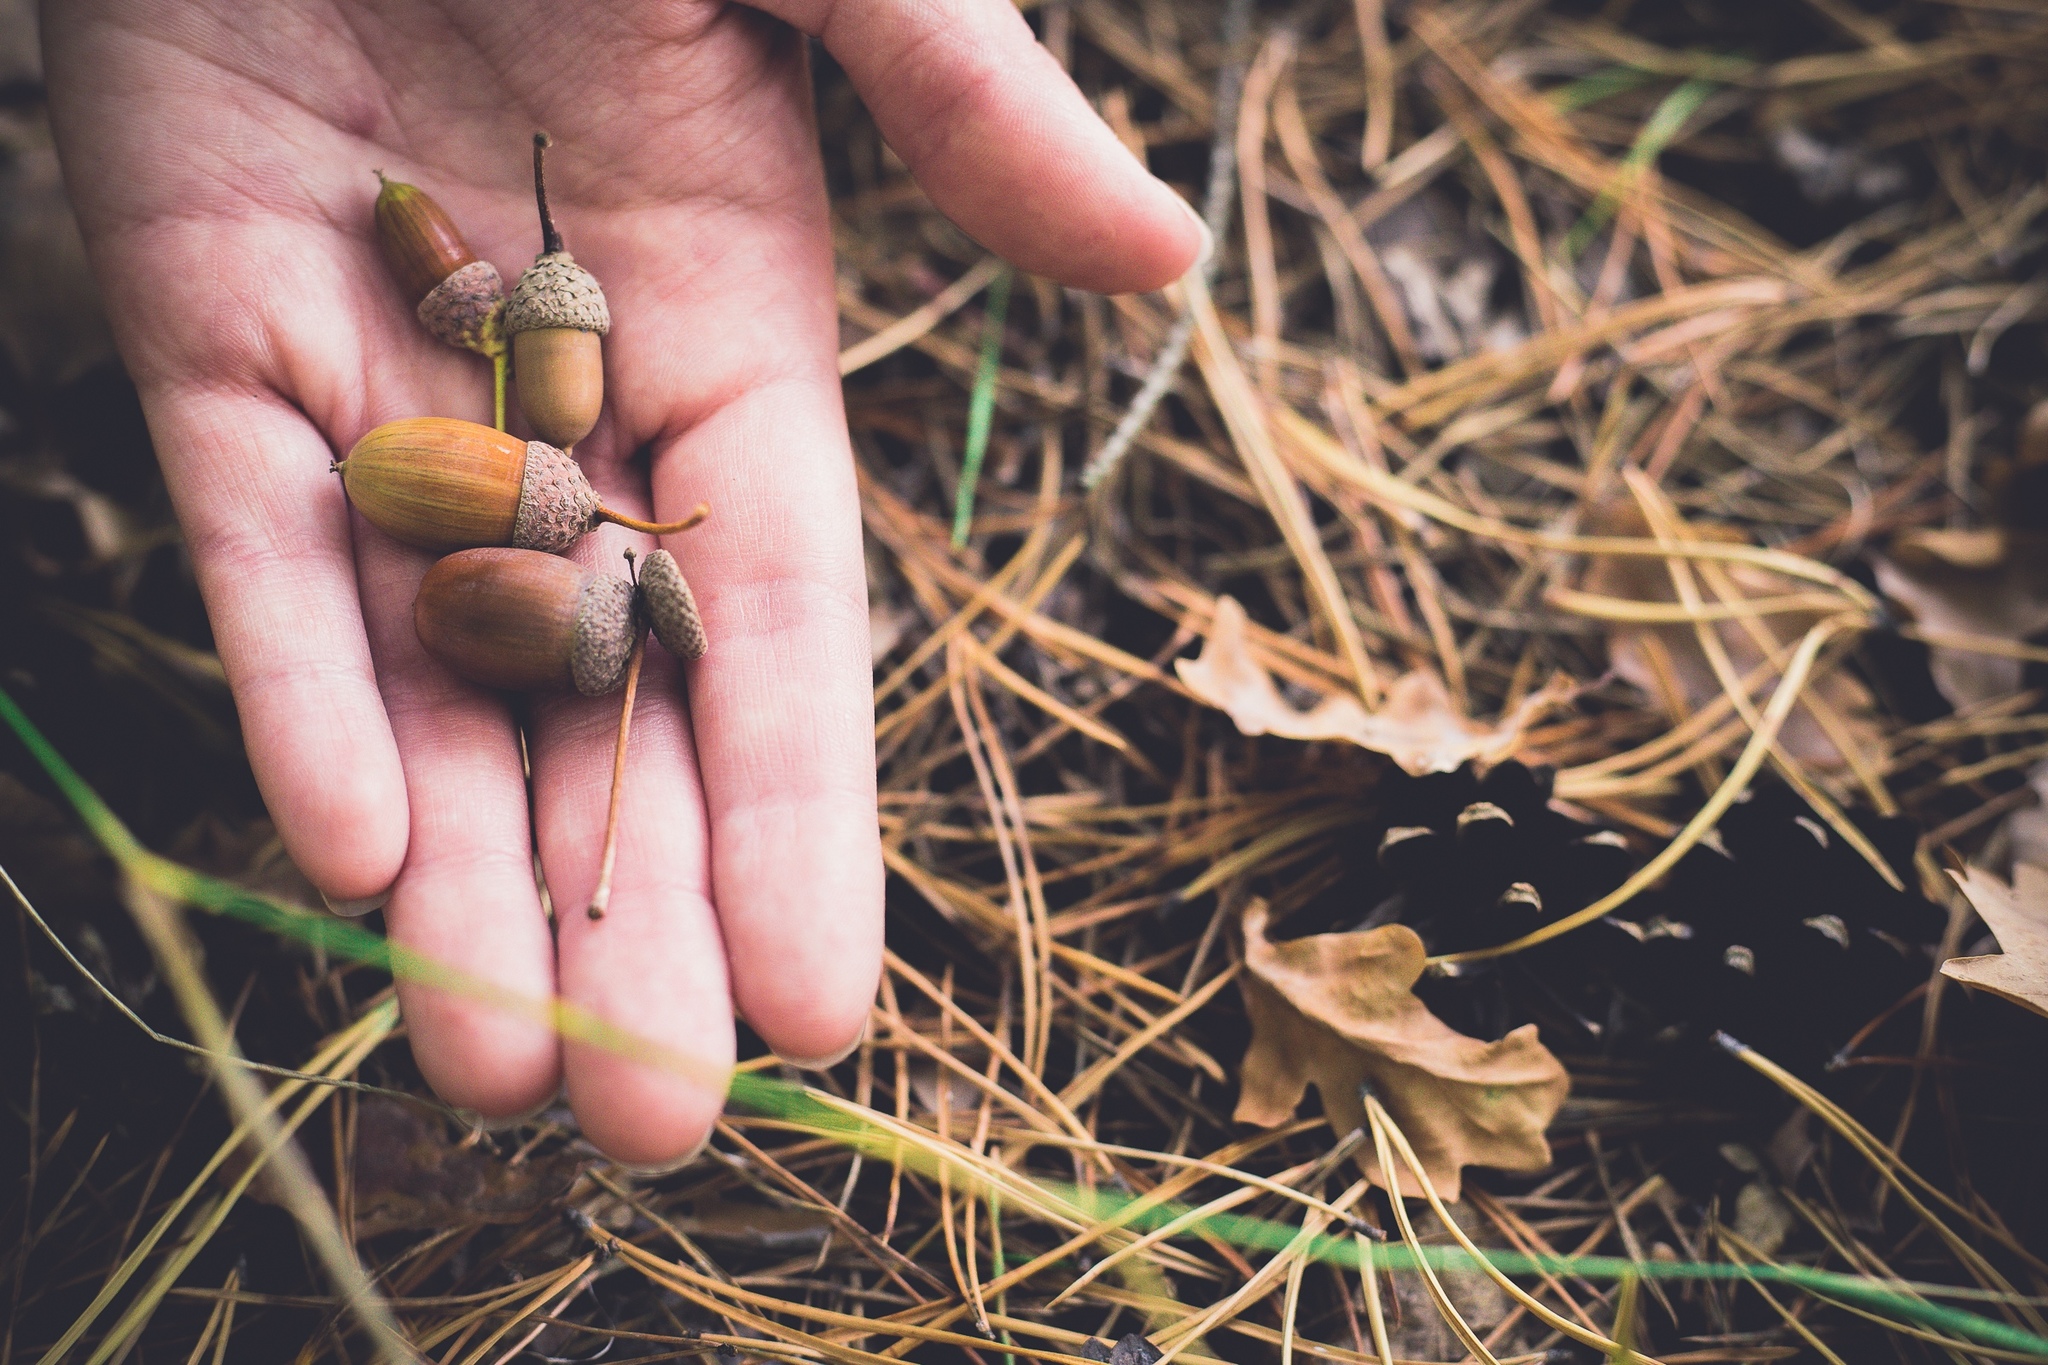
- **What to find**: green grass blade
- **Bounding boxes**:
[951,265,1014,548]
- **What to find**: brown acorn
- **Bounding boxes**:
[638,549,708,661]
[504,134,608,449]
[373,172,505,357]
[334,417,707,553]
[414,547,638,697]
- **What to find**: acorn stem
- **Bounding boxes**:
[587,629,646,921]
[596,502,710,537]
[492,350,508,431]
[532,132,563,257]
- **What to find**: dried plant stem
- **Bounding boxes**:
[598,501,709,537]
[588,631,646,921]
[1080,0,1253,491]
[119,881,415,1364]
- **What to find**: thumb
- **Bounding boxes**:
[752,0,1205,293]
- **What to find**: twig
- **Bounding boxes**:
[1080,0,1255,491]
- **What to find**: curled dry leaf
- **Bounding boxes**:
[1235,900,1570,1200]
[1176,596,1568,775]
[1875,528,2048,710]
[1875,401,2048,709]
[350,1097,585,1238]
[1941,864,2048,1020]
[1577,503,1879,773]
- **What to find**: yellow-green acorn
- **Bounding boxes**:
[414,547,638,696]
[504,133,608,449]
[372,172,505,357]
[334,417,706,553]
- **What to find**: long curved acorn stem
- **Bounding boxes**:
[492,351,508,431]
[533,132,563,256]
[588,627,646,922]
[596,502,710,537]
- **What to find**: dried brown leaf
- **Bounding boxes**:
[1942,863,2048,1020]
[1876,529,2048,709]
[1234,900,1570,1200]
[351,1097,585,1237]
[1176,596,1566,775]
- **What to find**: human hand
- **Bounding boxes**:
[42,0,1202,1164]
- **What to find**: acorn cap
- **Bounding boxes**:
[505,251,610,336]
[417,259,506,356]
[572,573,639,696]
[640,549,707,661]
[512,439,601,552]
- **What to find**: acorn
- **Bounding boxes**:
[373,172,505,357]
[504,133,608,449]
[414,547,638,697]
[335,417,707,553]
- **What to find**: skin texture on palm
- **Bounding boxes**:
[41,0,1201,1164]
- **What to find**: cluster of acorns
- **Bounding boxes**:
[339,136,709,918]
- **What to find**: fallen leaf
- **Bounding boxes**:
[1234,900,1570,1200]
[351,1097,586,1237]
[1875,402,2048,709]
[1578,502,1880,773]
[1875,528,2048,709]
[1176,596,1567,775]
[1733,1180,1795,1257]
[1941,863,2048,1020]
[1998,760,2048,872]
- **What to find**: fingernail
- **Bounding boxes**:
[613,1131,711,1178]
[455,1097,558,1133]
[321,887,391,917]
[781,1025,867,1072]
[1175,195,1215,272]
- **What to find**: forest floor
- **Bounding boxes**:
[6,1,2048,1362]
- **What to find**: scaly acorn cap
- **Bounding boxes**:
[638,549,707,661]
[418,259,506,356]
[336,417,709,553]
[505,251,610,335]
[570,571,639,696]
[511,437,600,552]
[504,135,609,336]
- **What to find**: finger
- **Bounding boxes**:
[358,531,565,1120]
[614,271,882,1066]
[146,389,409,906]
[527,532,731,1165]
[753,0,1204,294]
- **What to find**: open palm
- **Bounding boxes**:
[43,0,1200,1163]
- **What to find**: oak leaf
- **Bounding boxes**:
[1941,864,2048,1020]
[1176,596,1566,776]
[1235,900,1570,1200]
